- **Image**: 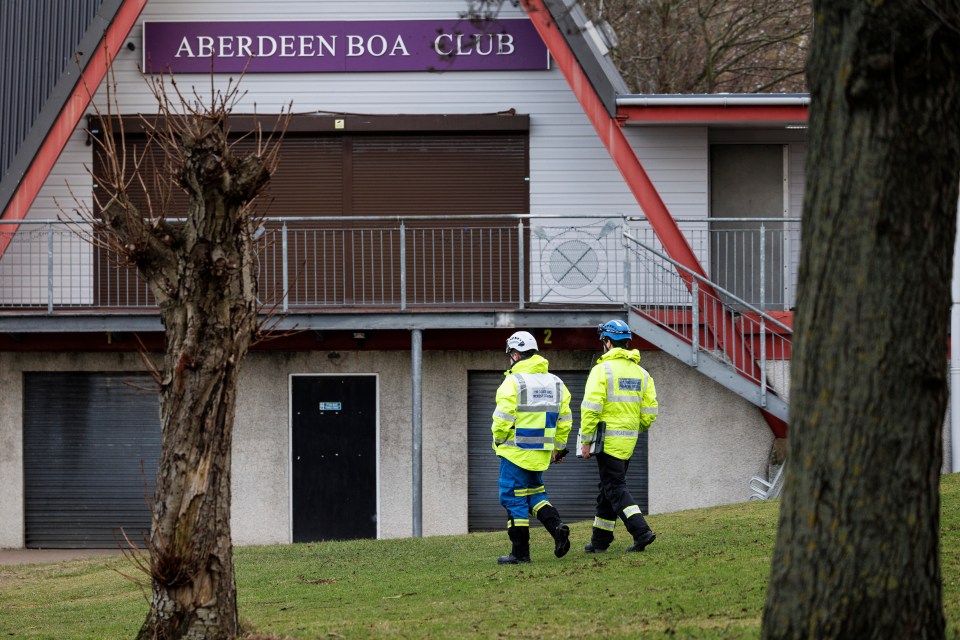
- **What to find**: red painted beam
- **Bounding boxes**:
[0,0,148,258]
[522,0,706,284]
[521,0,787,434]
[618,105,808,124]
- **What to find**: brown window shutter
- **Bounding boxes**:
[95,125,529,310]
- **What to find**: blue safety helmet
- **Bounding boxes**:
[598,319,631,341]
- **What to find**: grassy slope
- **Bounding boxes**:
[1,474,958,639]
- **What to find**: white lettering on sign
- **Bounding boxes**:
[317,35,337,57]
[175,37,193,58]
[197,35,214,58]
[237,35,253,58]
[298,35,315,57]
[346,35,364,57]
[280,35,297,57]
[258,35,277,57]
[174,33,494,60]
[218,36,234,57]
[433,33,515,57]
[319,402,342,411]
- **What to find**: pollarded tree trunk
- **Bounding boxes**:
[762,3,960,639]
[134,121,269,640]
[93,92,278,637]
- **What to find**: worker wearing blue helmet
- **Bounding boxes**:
[578,318,659,553]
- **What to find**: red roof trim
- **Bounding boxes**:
[0,0,148,257]
[618,105,809,124]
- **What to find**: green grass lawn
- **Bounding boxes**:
[3,474,960,639]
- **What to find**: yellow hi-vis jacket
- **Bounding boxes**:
[491,354,572,472]
[579,347,658,460]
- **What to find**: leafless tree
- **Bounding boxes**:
[762,1,960,638]
[82,70,287,639]
[580,0,812,93]
[464,0,810,94]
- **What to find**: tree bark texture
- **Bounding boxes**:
[144,124,268,640]
[762,3,960,639]
[98,112,271,639]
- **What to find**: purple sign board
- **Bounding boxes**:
[142,19,550,74]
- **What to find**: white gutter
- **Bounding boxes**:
[952,188,960,473]
[616,94,810,107]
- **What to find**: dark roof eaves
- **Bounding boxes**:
[542,0,628,118]
[0,0,126,218]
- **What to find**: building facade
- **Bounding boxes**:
[0,0,823,549]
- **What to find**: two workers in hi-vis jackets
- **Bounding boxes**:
[491,320,659,564]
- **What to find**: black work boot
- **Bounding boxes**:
[498,525,531,564]
[553,524,571,558]
[585,523,614,553]
[625,529,656,552]
[536,505,571,558]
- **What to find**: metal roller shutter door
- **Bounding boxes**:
[467,370,648,531]
[23,372,161,548]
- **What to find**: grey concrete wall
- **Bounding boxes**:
[0,347,778,548]
[229,347,776,543]
[0,352,25,548]
[646,352,774,513]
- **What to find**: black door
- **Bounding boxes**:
[291,375,377,541]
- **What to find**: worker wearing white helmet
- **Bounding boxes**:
[490,330,573,564]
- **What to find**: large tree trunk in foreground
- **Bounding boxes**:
[762,3,960,639]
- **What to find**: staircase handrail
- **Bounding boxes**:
[622,231,793,334]
[623,229,793,420]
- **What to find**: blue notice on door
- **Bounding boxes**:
[318,402,342,411]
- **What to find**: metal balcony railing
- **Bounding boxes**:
[623,231,792,407]
[0,215,801,316]
[628,217,801,313]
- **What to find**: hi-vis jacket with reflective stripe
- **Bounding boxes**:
[491,354,572,472]
[579,347,658,460]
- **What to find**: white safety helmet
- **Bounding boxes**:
[505,330,538,354]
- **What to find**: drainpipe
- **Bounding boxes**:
[952,193,960,473]
[411,328,423,536]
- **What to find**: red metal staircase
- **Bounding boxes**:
[523,0,793,436]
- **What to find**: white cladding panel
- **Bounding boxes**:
[787,142,806,302]
[528,126,706,304]
[97,0,633,219]
[1,127,92,305]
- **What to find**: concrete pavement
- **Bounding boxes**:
[0,548,124,566]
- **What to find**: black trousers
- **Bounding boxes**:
[592,452,651,545]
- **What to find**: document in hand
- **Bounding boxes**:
[575,421,605,457]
